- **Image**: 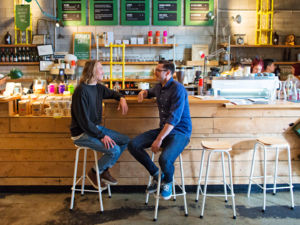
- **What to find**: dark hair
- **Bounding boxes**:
[159,60,175,75]
[263,59,274,70]
[80,60,100,84]
[251,58,263,72]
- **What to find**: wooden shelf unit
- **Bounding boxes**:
[102,78,156,82]
[221,44,300,48]
[0,44,38,48]
[93,44,177,48]
[0,62,39,66]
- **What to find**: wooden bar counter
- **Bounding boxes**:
[0,96,299,186]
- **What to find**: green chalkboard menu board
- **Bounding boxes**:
[15,4,30,31]
[73,32,91,60]
[121,0,150,25]
[185,0,214,26]
[90,0,118,25]
[153,0,181,26]
[58,0,86,26]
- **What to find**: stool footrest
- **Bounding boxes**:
[71,188,105,193]
[204,193,235,197]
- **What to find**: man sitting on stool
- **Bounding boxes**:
[128,61,192,200]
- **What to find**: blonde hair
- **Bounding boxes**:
[79,60,100,84]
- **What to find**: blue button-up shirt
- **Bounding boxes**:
[147,77,192,137]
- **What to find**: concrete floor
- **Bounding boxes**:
[0,190,299,225]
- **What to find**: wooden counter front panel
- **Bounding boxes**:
[0,102,299,186]
[10,117,71,133]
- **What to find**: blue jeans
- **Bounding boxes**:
[74,125,130,174]
[128,128,190,183]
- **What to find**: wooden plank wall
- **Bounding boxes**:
[0,101,299,186]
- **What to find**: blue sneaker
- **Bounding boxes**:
[161,182,173,200]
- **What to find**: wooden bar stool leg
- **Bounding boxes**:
[93,151,104,213]
[273,147,279,195]
[70,147,81,210]
[195,150,205,202]
[81,148,87,195]
[179,154,188,216]
[248,142,259,198]
[200,151,213,219]
[262,145,267,212]
[226,151,236,219]
[286,144,295,209]
[145,152,155,205]
[221,152,228,203]
[153,169,162,221]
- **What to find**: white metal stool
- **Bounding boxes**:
[247,137,294,212]
[70,146,111,212]
[145,151,188,221]
[195,141,236,219]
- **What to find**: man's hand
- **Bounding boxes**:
[117,97,128,115]
[101,135,116,149]
[151,138,162,154]
[137,90,148,103]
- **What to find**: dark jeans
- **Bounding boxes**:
[74,125,130,173]
[128,128,190,183]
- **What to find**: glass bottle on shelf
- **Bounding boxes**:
[17,47,22,62]
[4,31,12,45]
[25,47,30,62]
[22,47,26,62]
[13,48,18,62]
[1,48,5,62]
[5,48,10,62]
[9,48,14,62]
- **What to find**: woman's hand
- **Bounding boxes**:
[101,135,116,149]
[118,97,128,115]
[137,90,148,103]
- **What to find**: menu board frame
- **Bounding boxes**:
[57,0,86,26]
[185,0,214,26]
[121,0,150,25]
[153,0,181,26]
[73,32,91,60]
[15,4,31,31]
[90,0,118,25]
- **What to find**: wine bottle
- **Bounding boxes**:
[22,47,26,62]
[14,48,18,62]
[1,48,5,62]
[4,31,12,45]
[25,47,30,62]
[9,48,13,62]
[17,47,22,62]
[273,32,279,45]
[5,48,10,62]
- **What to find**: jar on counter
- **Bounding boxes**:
[185,67,195,84]
[176,66,185,84]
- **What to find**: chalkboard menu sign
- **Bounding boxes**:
[58,0,86,26]
[121,0,150,25]
[185,0,214,26]
[90,0,118,25]
[153,0,181,26]
[73,32,91,60]
[15,4,31,31]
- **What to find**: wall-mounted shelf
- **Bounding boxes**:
[0,62,39,66]
[78,60,158,66]
[0,44,37,47]
[93,44,177,48]
[102,78,156,82]
[221,44,300,48]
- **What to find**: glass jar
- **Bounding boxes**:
[176,66,185,84]
[185,67,195,84]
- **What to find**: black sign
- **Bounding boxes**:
[190,13,208,21]
[62,3,81,11]
[158,3,177,11]
[158,13,177,21]
[94,3,113,20]
[126,13,145,21]
[126,3,145,11]
[190,3,209,11]
[63,13,82,21]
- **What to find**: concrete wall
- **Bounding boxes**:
[0,0,299,76]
